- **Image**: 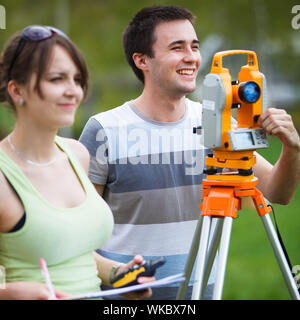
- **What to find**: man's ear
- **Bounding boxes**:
[132,53,149,71]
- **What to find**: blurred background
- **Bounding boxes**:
[0,0,299,299]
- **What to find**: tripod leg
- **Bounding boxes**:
[261,213,300,300]
[213,216,233,299]
[200,217,224,298]
[177,215,204,300]
[191,215,212,300]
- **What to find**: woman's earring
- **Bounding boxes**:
[19,98,24,106]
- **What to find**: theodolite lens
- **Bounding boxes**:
[238,81,261,103]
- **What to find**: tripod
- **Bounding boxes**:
[177,176,300,300]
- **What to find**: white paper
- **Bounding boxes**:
[66,273,185,300]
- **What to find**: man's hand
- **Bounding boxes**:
[258,108,300,150]
[254,107,300,204]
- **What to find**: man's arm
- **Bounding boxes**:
[79,117,110,195]
[253,108,300,204]
[94,183,105,197]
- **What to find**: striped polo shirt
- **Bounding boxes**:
[79,98,216,286]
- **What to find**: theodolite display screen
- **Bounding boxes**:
[234,132,254,148]
[228,128,268,150]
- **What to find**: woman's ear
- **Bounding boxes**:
[7,80,25,106]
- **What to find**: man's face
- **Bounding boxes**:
[146,19,201,98]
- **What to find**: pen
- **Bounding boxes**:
[40,258,56,299]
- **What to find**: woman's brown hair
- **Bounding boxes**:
[0,28,89,111]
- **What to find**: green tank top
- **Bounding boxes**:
[0,136,114,295]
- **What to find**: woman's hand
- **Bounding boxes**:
[0,281,70,300]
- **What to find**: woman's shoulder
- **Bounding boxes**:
[58,137,90,173]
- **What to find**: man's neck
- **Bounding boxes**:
[133,89,187,122]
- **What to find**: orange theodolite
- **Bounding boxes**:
[177,50,300,300]
[200,50,271,219]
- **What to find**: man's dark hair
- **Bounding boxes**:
[123,5,195,83]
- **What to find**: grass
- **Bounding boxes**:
[222,136,300,300]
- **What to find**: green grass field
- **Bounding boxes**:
[222,136,300,300]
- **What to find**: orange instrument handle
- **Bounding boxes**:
[211,50,259,74]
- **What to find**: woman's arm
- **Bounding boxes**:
[0,281,69,300]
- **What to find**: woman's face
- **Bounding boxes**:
[20,44,84,130]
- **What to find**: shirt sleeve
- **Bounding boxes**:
[79,117,109,185]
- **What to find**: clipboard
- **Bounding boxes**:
[66,273,185,300]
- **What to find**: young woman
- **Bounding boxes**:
[0,25,153,299]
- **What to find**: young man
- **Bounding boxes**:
[80,5,300,299]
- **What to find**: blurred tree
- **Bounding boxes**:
[0,0,299,139]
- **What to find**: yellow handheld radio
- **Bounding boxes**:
[111,257,166,288]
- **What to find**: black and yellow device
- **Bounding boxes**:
[111,257,166,288]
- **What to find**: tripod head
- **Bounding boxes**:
[200,50,269,179]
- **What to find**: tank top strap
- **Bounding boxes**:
[0,136,93,202]
[0,148,37,197]
[54,136,93,192]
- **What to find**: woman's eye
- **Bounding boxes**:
[50,77,62,82]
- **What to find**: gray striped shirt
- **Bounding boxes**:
[79,99,216,286]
